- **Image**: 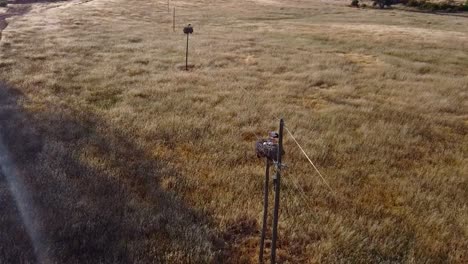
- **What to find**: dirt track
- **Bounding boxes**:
[0,4,29,40]
[0,0,68,40]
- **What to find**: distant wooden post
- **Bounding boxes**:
[271,119,284,264]
[259,159,270,263]
[185,31,189,70]
[167,0,170,12]
[173,7,175,32]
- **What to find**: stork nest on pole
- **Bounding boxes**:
[256,133,284,162]
[256,140,279,161]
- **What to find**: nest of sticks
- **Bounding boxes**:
[255,139,284,162]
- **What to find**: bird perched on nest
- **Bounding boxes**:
[183,24,193,34]
[255,132,284,162]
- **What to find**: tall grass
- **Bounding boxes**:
[0,0,467,262]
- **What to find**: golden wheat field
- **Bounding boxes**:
[0,0,467,263]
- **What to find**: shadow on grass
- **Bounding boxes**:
[0,86,37,264]
[0,83,220,263]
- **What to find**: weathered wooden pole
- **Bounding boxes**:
[183,24,193,71]
[173,7,175,32]
[185,33,189,70]
[271,118,284,263]
[259,158,270,263]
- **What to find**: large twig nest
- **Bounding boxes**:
[255,139,284,162]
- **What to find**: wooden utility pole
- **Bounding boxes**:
[173,7,175,32]
[259,159,270,263]
[185,32,189,70]
[183,24,193,71]
[271,118,284,263]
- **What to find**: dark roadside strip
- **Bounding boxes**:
[0,0,77,40]
[0,3,31,40]
[0,0,70,40]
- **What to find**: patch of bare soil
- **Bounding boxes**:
[251,0,279,5]
[10,0,65,3]
[328,23,468,41]
[337,52,384,67]
[175,63,197,71]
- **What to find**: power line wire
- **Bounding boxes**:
[284,126,334,194]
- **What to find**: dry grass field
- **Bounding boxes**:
[0,0,467,263]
